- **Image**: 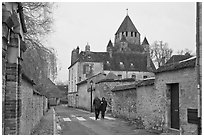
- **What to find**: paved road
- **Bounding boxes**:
[54,105,156,135]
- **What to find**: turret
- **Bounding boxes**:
[106,40,113,58]
[85,43,90,52]
[142,37,152,71]
[142,37,150,52]
[114,14,140,45]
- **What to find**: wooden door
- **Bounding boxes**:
[170,83,180,130]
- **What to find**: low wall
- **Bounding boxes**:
[112,81,163,130]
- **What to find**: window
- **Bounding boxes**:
[118,74,122,79]
[126,31,128,36]
[132,74,136,79]
[143,76,148,79]
[119,62,124,69]
[87,55,91,59]
[130,63,134,70]
[135,32,137,37]
[131,32,133,37]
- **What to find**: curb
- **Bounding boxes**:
[52,107,56,135]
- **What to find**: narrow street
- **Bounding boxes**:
[54,105,156,135]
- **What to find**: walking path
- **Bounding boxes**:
[31,106,161,135]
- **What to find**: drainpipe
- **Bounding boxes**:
[196,2,202,135]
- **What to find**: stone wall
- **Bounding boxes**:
[2,2,27,134]
[112,82,163,130]
[155,67,198,134]
[19,79,46,135]
[111,67,198,134]
[96,81,135,113]
[78,83,89,110]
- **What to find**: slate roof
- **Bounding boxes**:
[57,85,68,92]
[142,37,149,45]
[115,15,139,34]
[113,42,145,53]
[22,73,35,85]
[96,78,135,84]
[36,78,64,98]
[156,56,196,73]
[111,78,155,92]
[107,40,113,48]
[165,54,193,64]
[74,51,155,72]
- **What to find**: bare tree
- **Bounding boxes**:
[176,48,195,55]
[150,41,173,68]
[21,2,58,90]
[22,2,54,44]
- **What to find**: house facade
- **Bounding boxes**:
[68,13,156,107]
[155,57,198,134]
[110,56,199,135]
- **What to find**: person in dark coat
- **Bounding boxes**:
[100,97,107,119]
[93,96,101,120]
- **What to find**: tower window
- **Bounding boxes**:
[131,32,133,37]
[126,31,128,36]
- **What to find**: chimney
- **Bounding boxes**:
[161,57,165,66]
[71,47,79,64]
[76,46,79,54]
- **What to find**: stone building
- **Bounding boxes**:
[68,13,156,107]
[111,78,156,130]
[76,72,136,111]
[111,56,199,135]
[155,56,198,135]
[2,2,48,134]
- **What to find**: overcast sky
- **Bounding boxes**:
[45,2,196,83]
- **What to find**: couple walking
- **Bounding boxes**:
[93,97,107,120]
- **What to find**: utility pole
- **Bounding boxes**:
[196,2,202,135]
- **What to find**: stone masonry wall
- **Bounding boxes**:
[19,79,45,134]
[112,84,163,130]
[96,81,135,113]
[155,67,197,135]
[78,83,89,110]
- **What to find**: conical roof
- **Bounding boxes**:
[142,37,149,45]
[115,15,139,34]
[107,40,113,47]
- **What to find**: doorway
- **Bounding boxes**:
[169,83,180,130]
